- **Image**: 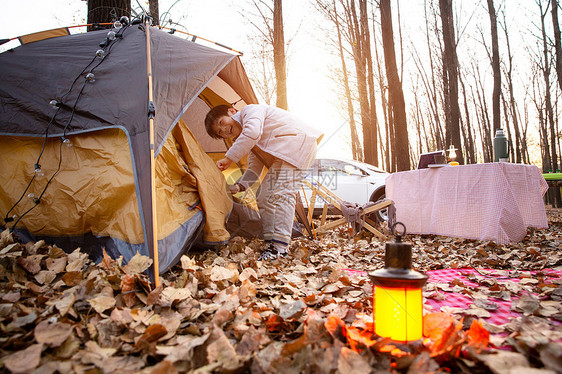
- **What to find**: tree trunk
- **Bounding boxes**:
[87,0,131,31]
[438,0,464,164]
[273,0,288,110]
[459,74,476,164]
[552,0,562,92]
[346,0,372,166]
[149,0,159,25]
[333,0,362,160]
[501,11,523,163]
[487,0,501,132]
[372,27,391,170]
[361,0,379,166]
[540,2,559,172]
[380,0,409,171]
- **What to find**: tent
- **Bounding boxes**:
[0,22,259,280]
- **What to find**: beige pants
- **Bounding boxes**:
[256,159,308,246]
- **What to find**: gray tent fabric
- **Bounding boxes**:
[0,24,252,278]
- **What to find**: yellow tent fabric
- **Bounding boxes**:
[172,119,232,243]
[0,124,232,245]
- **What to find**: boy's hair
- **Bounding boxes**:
[205,104,232,139]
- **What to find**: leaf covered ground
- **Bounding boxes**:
[0,208,561,374]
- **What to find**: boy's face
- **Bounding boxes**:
[212,110,242,139]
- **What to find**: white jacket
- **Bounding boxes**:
[225,104,323,170]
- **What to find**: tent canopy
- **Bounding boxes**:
[0,23,258,276]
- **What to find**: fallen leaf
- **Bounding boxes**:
[206,328,242,370]
[476,351,530,374]
[46,256,67,273]
[120,274,138,308]
[18,254,43,274]
[337,347,372,373]
[146,360,178,374]
[54,291,76,317]
[466,319,490,352]
[210,266,236,282]
[2,343,43,373]
[161,287,191,303]
[423,312,462,356]
[279,299,307,320]
[35,270,56,285]
[62,271,83,286]
[512,294,540,315]
[88,295,116,314]
[123,252,153,275]
[134,323,167,349]
[66,249,87,272]
[34,320,73,347]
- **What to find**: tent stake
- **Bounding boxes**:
[145,20,160,287]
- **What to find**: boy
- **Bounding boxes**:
[205,104,323,260]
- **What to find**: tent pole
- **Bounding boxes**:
[145,20,160,287]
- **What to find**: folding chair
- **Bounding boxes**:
[298,178,394,239]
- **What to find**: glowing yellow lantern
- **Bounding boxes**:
[369,223,428,343]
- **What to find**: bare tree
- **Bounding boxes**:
[87,0,130,30]
[552,0,562,91]
[487,0,502,132]
[361,0,379,166]
[380,0,410,171]
[241,0,290,109]
[313,0,363,160]
[500,7,524,163]
[273,0,288,109]
[538,0,559,172]
[149,0,159,25]
[439,0,464,164]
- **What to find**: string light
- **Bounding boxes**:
[4,15,134,230]
[113,21,122,30]
[49,100,60,109]
[61,136,72,147]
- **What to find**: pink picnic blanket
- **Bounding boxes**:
[344,267,561,326]
[424,268,561,325]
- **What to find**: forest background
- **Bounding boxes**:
[1,0,561,174]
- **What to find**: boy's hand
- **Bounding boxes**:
[216,157,232,171]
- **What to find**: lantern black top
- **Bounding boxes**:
[369,222,428,288]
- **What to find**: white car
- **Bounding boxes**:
[301,158,389,221]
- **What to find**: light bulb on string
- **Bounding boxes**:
[85,73,95,83]
[113,21,122,30]
[61,136,72,147]
[95,49,105,58]
[34,163,44,177]
[107,30,116,41]
[119,16,129,25]
[49,100,60,109]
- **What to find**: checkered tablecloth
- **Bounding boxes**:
[386,163,549,244]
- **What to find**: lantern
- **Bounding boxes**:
[447,145,459,166]
[369,223,428,342]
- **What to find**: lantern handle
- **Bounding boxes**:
[391,222,407,242]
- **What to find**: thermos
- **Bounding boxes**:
[493,128,509,162]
